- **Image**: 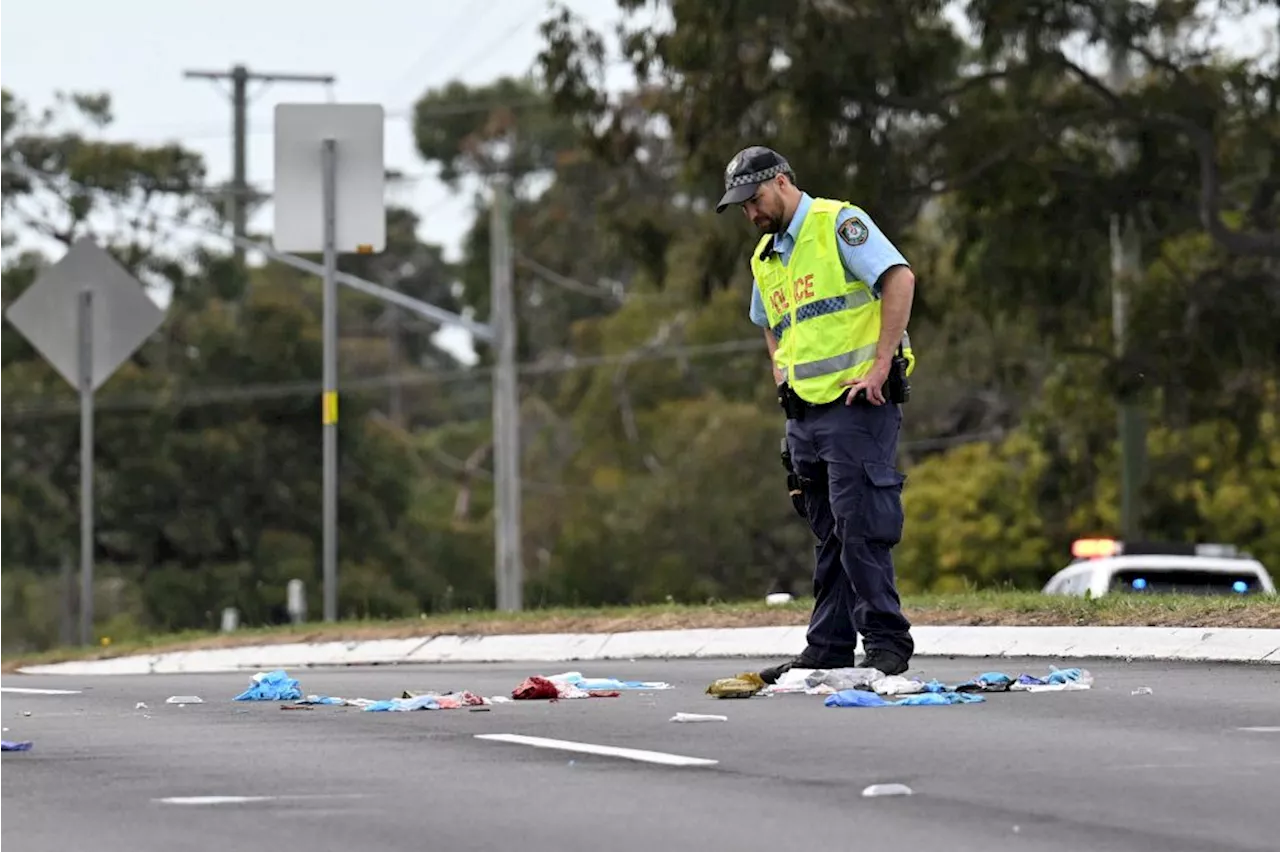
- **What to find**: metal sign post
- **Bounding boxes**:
[4,238,165,645]
[274,103,385,622]
[321,137,339,625]
[78,290,95,645]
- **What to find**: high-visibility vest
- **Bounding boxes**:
[752,197,916,404]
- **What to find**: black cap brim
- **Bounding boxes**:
[716,182,758,214]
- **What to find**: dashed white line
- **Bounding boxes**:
[475,733,719,767]
[0,687,82,695]
[1237,726,1280,733]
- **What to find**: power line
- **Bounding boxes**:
[439,5,547,85]
[0,339,767,419]
[381,4,491,102]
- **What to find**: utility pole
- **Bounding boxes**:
[490,171,524,611]
[183,65,335,264]
[1107,41,1146,543]
[387,306,405,428]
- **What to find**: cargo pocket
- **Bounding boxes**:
[858,460,906,545]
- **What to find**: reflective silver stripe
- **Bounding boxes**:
[792,332,913,380]
[792,342,879,380]
[846,290,875,311]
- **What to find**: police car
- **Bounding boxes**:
[1041,538,1276,598]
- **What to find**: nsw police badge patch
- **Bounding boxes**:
[838,217,869,246]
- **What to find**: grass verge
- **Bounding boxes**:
[4,590,1277,672]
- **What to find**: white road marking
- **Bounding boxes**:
[159,797,273,806]
[0,687,82,695]
[156,794,366,806]
[475,733,719,767]
[1237,726,1280,733]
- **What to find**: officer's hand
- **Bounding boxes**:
[841,359,891,406]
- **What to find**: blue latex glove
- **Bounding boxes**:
[1047,668,1084,684]
[956,672,1013,692]
[824,690,890,708]
[363,694,440,712]
[233,669,302,701]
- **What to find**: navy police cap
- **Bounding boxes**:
[716,146,793,213]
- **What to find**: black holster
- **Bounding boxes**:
[778,382,807,421]
[779,436,807,519]
[886,345,911,404]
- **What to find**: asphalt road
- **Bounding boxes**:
[3,657,1278,852]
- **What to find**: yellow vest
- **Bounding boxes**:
[752,197,916,404]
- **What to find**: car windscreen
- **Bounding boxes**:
[1108,568,1263,596]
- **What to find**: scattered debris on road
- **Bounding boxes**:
[2,740,34,752]
[724,665,1094,703]
[165,695,203,705]
[1131,686,1153,695]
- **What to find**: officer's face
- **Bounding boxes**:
[742,177,785,234]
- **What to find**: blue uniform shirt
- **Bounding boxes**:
[748,192,909,328]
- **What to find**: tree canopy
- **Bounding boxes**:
[4,0,1278,650]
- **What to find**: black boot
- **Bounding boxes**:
[758,651,857,685]
[861,650,910,676]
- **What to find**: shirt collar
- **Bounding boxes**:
[774,192,813,250]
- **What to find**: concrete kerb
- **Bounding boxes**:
[12,625,1280,676]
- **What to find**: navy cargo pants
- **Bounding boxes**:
[786,397,914,662]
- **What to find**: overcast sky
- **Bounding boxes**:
[2,0,646,357]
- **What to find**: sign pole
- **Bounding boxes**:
[77,288,95,645]
[4,237,165,647]
[321,137,339,623]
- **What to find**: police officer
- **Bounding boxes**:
[717,146,917,680]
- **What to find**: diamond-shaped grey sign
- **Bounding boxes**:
[4,237,165,392]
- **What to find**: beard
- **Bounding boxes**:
[753,212,783,234]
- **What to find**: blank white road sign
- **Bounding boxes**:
[272,103,386,254]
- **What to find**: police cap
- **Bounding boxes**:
[716,146,794,213]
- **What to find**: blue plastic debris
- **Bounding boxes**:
[295,695,346,706]
[233,670,302,701]
[363,694,440,712]
[826,690,985,708]
[2,740,34,751]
